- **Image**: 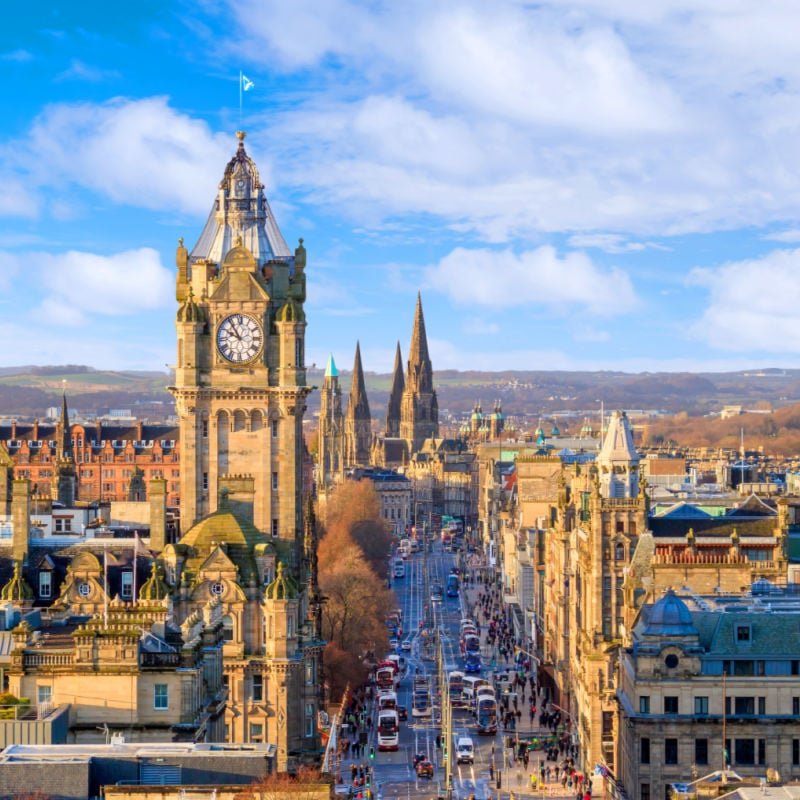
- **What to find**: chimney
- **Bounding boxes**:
[95,419,102,445]
[11,479,30,564]
[149,478,167,552]
[10,421,16,440]
[32,420,39,441]
[136,420,144,441]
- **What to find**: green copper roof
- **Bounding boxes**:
[325,353,338,378]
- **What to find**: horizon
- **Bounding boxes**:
[3,3,800,375]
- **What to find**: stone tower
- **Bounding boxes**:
[597,410,640,499]
[168,132,319,768]
[318,353,344,486]
[344,341,372,467]
[385,341,404,437]
[400,293,438,452]
[53,394,76,507]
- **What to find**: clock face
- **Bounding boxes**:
[78,582,91,597]
[216,314,263,363]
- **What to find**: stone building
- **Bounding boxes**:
[0,400,181,506]
[317,355,344,489]
[618,588,800,800]
[0,132,323,769]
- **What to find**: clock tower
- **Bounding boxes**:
[168,133,321,767]
[171,131,308,545]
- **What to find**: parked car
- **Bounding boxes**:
[398,705,408,721]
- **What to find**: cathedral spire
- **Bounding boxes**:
[349,342,370,420]
[344,342,372,466]
[408,292,432,384]
[385,341,404,437]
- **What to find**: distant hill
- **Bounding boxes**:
[642,403,800,455]
[1,364,800,424]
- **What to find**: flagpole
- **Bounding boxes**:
[239,70,243,127]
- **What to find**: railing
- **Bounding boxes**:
[140,651,180,667]
[23,652,73,667]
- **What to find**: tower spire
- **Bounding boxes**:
[386,341,404,437]
[345,341,372,466]
[408,291,432,380]
[58,392,71,460]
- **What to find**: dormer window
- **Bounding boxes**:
[39,572,51,599]
[121,571,133,599]
[736,624,752,642]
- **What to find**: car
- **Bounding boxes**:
[400,639,412,652]
[397,705,408,721]
[389,638,399,650]
[415,759,434,779]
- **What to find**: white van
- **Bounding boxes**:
[456,736,474,765]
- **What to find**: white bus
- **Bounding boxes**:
[377,709,400,751]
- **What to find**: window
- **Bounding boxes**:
[736,624,751,642]
[758,696,766,715]
[54,518,72,533]
[695,696,708,715]
[640,737,650,764]
[758,738,766,765]
[793,660,800,676]
[222,615,234,642]
[794,697,800,716]
[665,738,678,764]
[639,696,650,714]
[202,419,209,438]
[735,738,755,765]
[121,572,133,598]
[641,784,650,800]
[615,542,624,560]
[202,472,209,491]
[37,686,52,706]
[271,419,278,438]
[664,696,678,714]
[272,472,278,490]
[39,572,51,599]
[793,739,799,766]
[734,697,755,715]
[602,711,613,736]
[249,723,263,743]
[272,518,279,538]
[296,339,303,367]
[305,703,314,737]
[154,684,168,710]
[695,738,708,765]
[306,660,315,686]
[252,674,263,702]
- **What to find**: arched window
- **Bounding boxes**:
[615,542,625,561]
[222,614,234,642]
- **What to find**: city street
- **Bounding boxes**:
[336,537,581,800]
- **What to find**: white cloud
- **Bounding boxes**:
[1,248,172,326]
[55,59,120,83]
[215,1,800,239]
[426,246,637,315]
[567,233,670,254]
[762,229,800,243]
[688,248,800,351]
[1,49,33,62]
[8,97,233,217]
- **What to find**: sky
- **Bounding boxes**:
[2,1,800,375]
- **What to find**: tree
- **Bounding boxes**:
[318,535,392,657]
[234,766,331,800]
[322,641,368,702]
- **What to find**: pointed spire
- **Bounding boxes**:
[349,342,370,419]
[325,353,338,379]
[408,292,431,375]
[58,392,71,460]
[386,341,404,437]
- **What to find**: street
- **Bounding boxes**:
[335,537,583,800]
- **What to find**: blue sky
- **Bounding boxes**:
[2,1,800,374]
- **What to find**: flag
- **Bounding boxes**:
[241,74,254,92]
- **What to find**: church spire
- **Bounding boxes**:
[344,341,372,466]
[400,293,438,452]
[408,292,432,386]
[385,341,404,437]
[349,342,371,420]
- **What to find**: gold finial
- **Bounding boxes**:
[236,130,246,142]
[234,235,243,247]
[178,236,184,247]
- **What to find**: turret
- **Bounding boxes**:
[276,298,306,388]
[175,236,189,302]
[597,410,640,499]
